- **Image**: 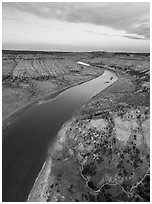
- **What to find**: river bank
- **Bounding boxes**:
[3,67,116,202]
[3,51,150,202]
[2,72,100,131]
[3,50,105,127]
[28,54,150,202]
[27,69,121,201]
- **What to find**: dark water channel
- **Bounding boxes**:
[2,69,117,201]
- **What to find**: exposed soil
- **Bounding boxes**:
[2,50,104,128]
[27,52,150,202]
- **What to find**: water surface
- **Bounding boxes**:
[3,69,118,201]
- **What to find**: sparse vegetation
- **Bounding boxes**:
[27,51,150,202]
[2,50,104,124]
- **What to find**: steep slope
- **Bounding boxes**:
[2,50,104,121]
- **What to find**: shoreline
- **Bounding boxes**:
[2,51,150,202]
[27,68,119,201]
[2,73,101,131]
[27,159,53,202]
[28,65,150,201]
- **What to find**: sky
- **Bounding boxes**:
[2,2,150,52]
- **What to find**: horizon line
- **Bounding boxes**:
[2,48,150,54]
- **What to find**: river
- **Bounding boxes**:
[2,66,118,201]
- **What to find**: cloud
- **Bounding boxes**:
[2,2,150,39]
[123,35,145,40]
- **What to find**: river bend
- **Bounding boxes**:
[2,66,118,201]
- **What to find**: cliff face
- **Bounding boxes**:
[2,51,150,121]
[3,51,149,82]
[2,51,104,121]
[3,57,81,82]
[87,54,150,96]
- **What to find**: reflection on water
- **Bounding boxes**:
[2,70,118,201]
